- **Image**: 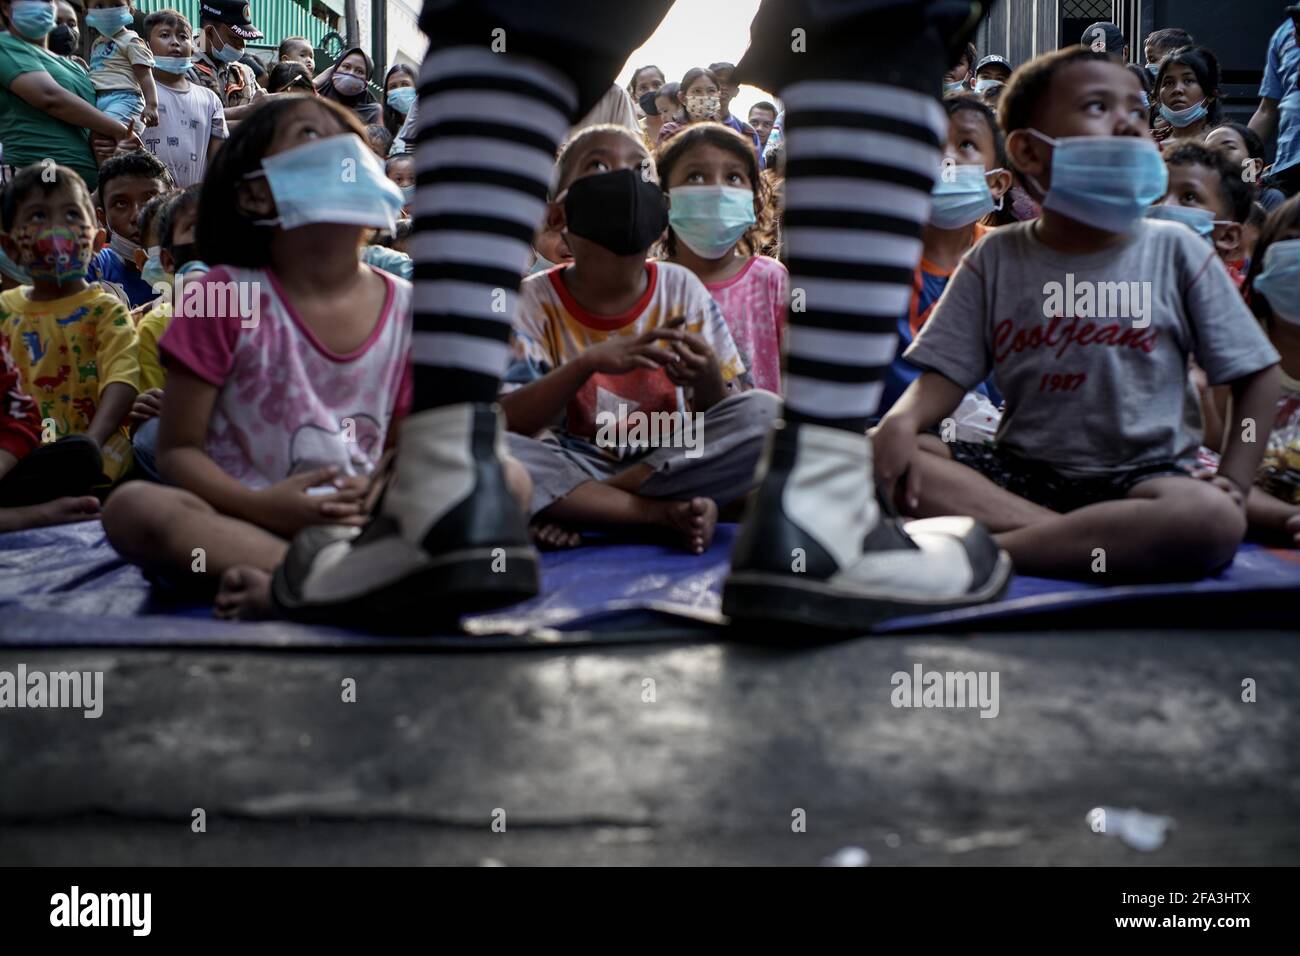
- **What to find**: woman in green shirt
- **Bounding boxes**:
[0,0,136,190]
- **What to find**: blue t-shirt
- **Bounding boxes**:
[1260,19,1300,174]
[87,247,155,308]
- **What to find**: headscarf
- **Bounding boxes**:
[318,46,381,125]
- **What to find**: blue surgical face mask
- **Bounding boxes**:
[1024,130,1169,233]
[973,78,1003,95]
[176,258,209,277]
[1145,203,1220,241]
[1252,238,1300,325]
[210,31,244,64]
[943,79,966,95]
[668,185,756,259]
[401,184,415,205]
[1158,99,1208,128]
[387,87,417,114]
[1146,62,1160,76]
[140,245,171,287]
[245,133,406,233]
[154,55,193,74]
[85,6,133,35]
[10,0,57,39]
[930,164,1004,229]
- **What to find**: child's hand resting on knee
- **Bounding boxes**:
[253,467,370,537]
[870,416,923,513]
[1192,469,1247,511]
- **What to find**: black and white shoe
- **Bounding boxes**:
[722,418,1012,633]
[271,403,538,631]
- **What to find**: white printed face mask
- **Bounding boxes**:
[685,94,721,121]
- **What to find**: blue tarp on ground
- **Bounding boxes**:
[0,521,1296,647]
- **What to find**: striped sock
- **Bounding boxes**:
[408,46,577,410]
[780,80,947,433]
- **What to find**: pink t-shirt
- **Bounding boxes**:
[160,265,412,489]
[704,255,787,394]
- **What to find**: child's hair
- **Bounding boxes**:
[749,100,778,118]
[958,41,978,71]
[157,184,200,257]
[136,191,175,245]
[197,95,370,268]
[1213,120,1266,160]
[678,67,719,99]
[1126,62,1152,95]
[1146,27,1194,59]
[998,47,1113,135]
[365,124,394,156]
[268,62,313,94]
[1155,45,1224,127]
[551,123,648,199]
[1246,200,1267,230]
[278,36,311,59]
[142,8,191,40]
[654,122,773,259]
[385,153,414,175]
[1245,195,1300,324]
[1164,141,1255,224]
[626,64,664,100]
[0,164,95,232]
[95,150,174,207]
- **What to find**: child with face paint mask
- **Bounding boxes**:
[657,122,786,393]
[99,96,440,619]
[880,95,1012,416]
[86,149,173,307]
[0,163,141,489]
[140,9,227,189]
[872,47,1282,582]
[499,124,778,554]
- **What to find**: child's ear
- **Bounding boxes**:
[1213,222,1242,260]
[987,168,1014,201]
[544,198,565,234]
[160,248,176,275]
[1006,129,1049,190]
[95,207,108,231]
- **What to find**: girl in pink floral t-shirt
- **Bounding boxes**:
[656,122,787,393]
[102,97,414,618]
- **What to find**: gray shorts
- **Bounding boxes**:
[508,390,781,517]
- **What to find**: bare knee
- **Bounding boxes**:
[1143,481,1246,576]
[102,482,206,559]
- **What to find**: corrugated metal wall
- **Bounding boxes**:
[977,0,1062,68]
[133,0,334,52]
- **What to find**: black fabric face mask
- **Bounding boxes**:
[49,24,79,57]
[563,167,668,256]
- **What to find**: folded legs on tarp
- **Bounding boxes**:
[0,522,1297,647]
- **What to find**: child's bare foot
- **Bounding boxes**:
[214,566,274,620]
[656,497,718,555]
[531,521,582,549]
[0,496,100,532]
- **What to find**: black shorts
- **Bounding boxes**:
[944,441,1193,514]
[418,0,988,117]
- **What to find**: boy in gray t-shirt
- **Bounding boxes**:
[872,48,1280,581]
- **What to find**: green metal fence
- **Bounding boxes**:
[132,0,335,54]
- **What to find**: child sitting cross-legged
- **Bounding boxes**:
[501,124,779,554]
[871,47,1280,581]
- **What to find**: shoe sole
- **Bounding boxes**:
[273,545,539,635]
[721,550,1014,636]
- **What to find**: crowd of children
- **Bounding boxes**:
[0,2,1299,627]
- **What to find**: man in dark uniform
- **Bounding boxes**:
[190,0,263,118]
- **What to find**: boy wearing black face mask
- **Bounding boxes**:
[498,124,778,554]
[873,47,1281,582]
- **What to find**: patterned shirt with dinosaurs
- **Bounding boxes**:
[0,285,139,482]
